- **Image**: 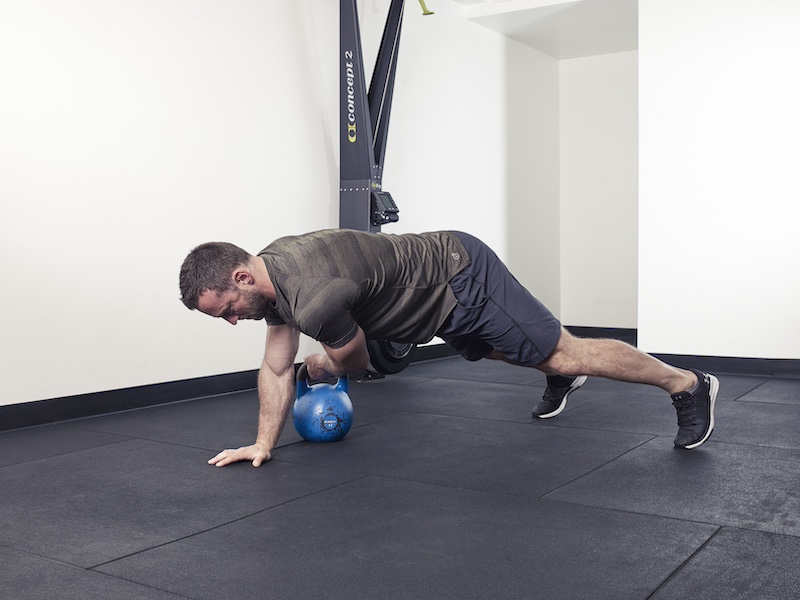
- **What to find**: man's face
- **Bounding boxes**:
[196,287,271,325]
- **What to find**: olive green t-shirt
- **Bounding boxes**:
[258,229,470,347]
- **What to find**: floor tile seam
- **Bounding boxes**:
[718,523,800,540]
[687,437,800,453]
[534,419,669,440]
[733,398,800,407]
[60,423,398,454]
[341,471,569,503]
[368,462,637,505]
[260,467,627,509]
[58,428,241,455]
[323,469,800,532]
[87,472,371,571]
[269,455,380,479]
[271,459,510,499]
[48,428,304,456]
[350,407,417,421]
[89,569,199,600]
[0,541,200,599]
[413,376,708,396]
[539,435,658,498]
[734,378,772,400]
[0,541,87,570]
[7,426,247,459]
[36,392,255,430]
[644,525,724,600]
[262,464,548,502]
[541,494,726,531]
[541,496,800,541]
[416,411,543,426]
[353,406,547,426]
[579,393,670,404]
[420,376,545,388]
[534,421,800,452]
[0,436,134,471]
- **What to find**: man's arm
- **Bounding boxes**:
[304,326,370,381]
[208,324,300,468]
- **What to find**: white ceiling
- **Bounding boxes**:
[451,0,638,60]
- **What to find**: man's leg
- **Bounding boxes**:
[536,328,695,394]
[484,348,588,419]
[530,328,718,449]
[439,232,717,449]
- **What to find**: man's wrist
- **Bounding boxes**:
[254,440,271,453]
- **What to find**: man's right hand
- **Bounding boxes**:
[208,443,271,468]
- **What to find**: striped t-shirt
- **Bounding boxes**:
[258,229,470,347]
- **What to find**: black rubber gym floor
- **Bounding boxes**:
[3,357,800,599]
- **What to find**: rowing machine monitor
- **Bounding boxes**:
[371,191,399,226]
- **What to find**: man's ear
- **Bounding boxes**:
[232,268,254,286]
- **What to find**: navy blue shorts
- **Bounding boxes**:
[436,232,562,366]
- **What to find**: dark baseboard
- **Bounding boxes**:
[0,347,451,433]
[564,325,800,378]
[566,326,638,346]
[651,354,800,379]
[0,370,258,433]
[3,329,798,432]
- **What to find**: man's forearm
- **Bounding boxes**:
[205,324,299,468]
[315,352,367,378]
[254,361,296,454]
[309,327,371,380]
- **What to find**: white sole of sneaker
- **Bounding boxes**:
[536,375,588,419]
[682,373,719,449]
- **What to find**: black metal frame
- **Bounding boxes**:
[339,0,423,376]
[339,0,404,231]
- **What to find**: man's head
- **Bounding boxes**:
[179,242,251,310]
[179,243,273,325]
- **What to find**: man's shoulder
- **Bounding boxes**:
[258,228,466,251]
[257,229,371,254]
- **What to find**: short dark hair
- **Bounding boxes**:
[179,242,251,310]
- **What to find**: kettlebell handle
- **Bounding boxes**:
[296,363,349,394]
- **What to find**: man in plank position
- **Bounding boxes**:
[179,229,718,467]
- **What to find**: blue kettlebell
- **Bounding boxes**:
[293,364,354,443]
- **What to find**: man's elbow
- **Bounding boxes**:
[347,355,370,375]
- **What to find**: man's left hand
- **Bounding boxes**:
[302,353,337,382]
[303,328,370,381]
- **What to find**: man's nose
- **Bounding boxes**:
[225,315,238,325]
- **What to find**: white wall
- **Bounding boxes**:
[1,0,326,406]
[0,0,558,406]
[379,0,561,301]
[368,0,561,337]
[370,0,512,244]
[639,0,800,359]
[504,44,561,315]
[560,50,638,328]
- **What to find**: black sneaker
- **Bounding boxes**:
[532,375,587,419]
[671,369,719,449]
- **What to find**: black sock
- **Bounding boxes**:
[547,375,575,388]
